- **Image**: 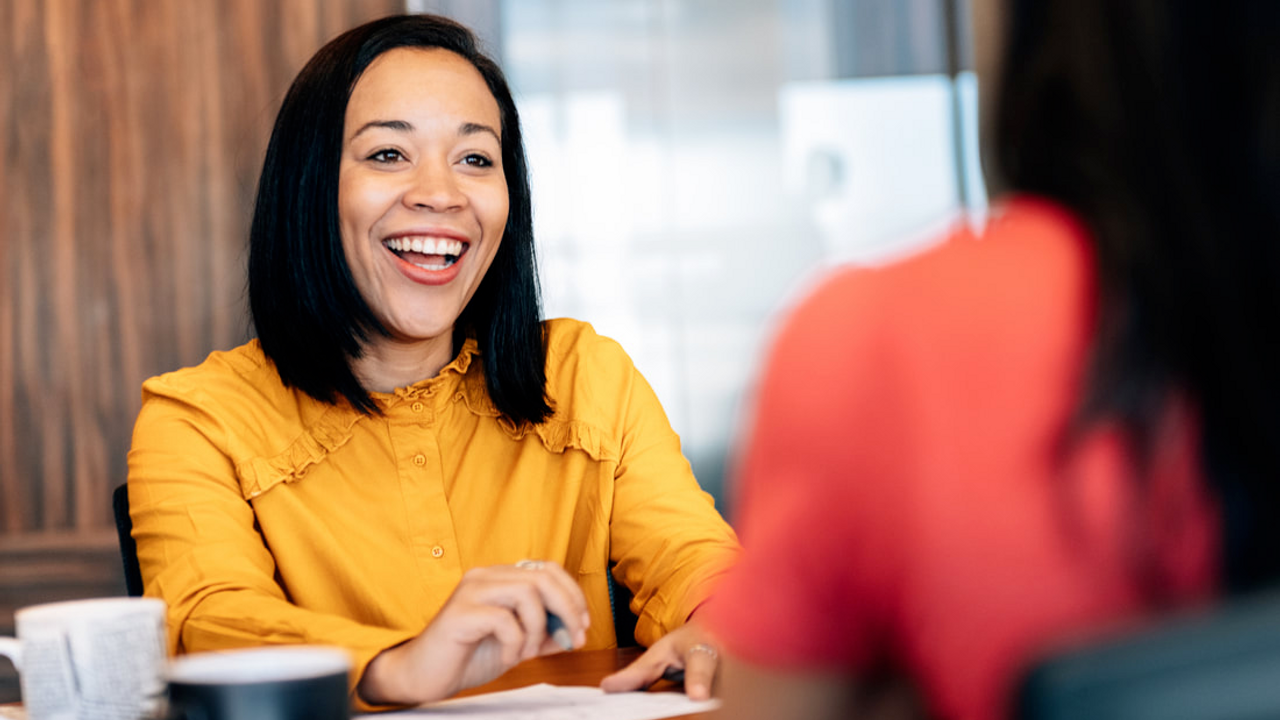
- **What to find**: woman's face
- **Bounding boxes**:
[338,47,508,347]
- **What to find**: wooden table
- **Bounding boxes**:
[0,648,714,720]
[455,646,713,719]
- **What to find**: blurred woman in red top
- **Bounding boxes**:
[704,1,1280,718]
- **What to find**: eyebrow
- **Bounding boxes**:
[459,121,501,142]
[349,119,501,143]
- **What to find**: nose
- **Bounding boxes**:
[403,160,465,212]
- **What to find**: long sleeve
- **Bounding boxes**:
[127,389,418,708]
[542,326,741,645]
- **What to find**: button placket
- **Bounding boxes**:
[384,381,463,597]
[390,402,459,581]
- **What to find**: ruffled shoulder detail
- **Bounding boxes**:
[481,414,618,464]
[453,345,620,464]
[233,406,364,500]
[529,419,619,463]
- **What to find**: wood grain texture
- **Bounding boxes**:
[3,2,409,700]
[0,531,125,703]
[1,0,402,535]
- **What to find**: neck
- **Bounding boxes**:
[351,334,457,393]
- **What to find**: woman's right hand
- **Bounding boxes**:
[356,561,590,706]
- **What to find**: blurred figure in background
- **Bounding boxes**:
[705,1,1280,718]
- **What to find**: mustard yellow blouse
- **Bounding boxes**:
[127,318,739,699]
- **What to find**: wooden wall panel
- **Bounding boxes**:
[0,532,127,702]
[1,0,402,533]
[1,0,404,702]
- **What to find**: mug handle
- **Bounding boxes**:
[0,637,21,671]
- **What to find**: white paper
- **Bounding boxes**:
[372,683,720,719]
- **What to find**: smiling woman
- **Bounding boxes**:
[245,16,549,425]
[125,14,739,713]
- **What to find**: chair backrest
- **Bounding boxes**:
[112,483,145,597]
[1017,591,1280,720]
[608,565,639,648]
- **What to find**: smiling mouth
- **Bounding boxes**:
[384,236,468,270]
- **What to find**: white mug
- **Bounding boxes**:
[0,597,168,720]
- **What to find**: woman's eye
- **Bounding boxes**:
[368,149,405,163]
[461,153,493,168]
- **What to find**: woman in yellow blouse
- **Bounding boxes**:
[126,14,739,711]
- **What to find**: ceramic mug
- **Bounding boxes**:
[166,646,351,720]
[0,597,168,720]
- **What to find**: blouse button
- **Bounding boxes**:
[431,546,444,558]
[411,402,424,413]
[413,454,426,466]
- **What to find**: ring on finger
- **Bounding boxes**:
[688,643,719,661]
[515,559,545,571]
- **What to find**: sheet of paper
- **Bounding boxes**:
[372,683,720,719]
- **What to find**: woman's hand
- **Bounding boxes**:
[599,620,719,700]
[357,561,590,706]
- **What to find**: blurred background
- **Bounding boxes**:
[0,0,982,701]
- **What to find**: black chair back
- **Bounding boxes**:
[1018,591,1280,720]
[112,483,145,597]
[608,566,639,648]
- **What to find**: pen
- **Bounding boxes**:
[545,611,574,651]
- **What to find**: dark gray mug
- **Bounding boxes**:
[166,646,351,720]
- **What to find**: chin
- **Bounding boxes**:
[388,317,460,343]
[377,297,464,341]
[388,327,453,344]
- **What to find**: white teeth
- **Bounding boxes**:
[385,236,465,256]
[412,258,457,270]
[432,238,464,255]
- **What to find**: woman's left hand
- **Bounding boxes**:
[599,621,719,700]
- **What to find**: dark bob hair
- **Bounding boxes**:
[994,1,1280,592]
[248,14,551,424]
